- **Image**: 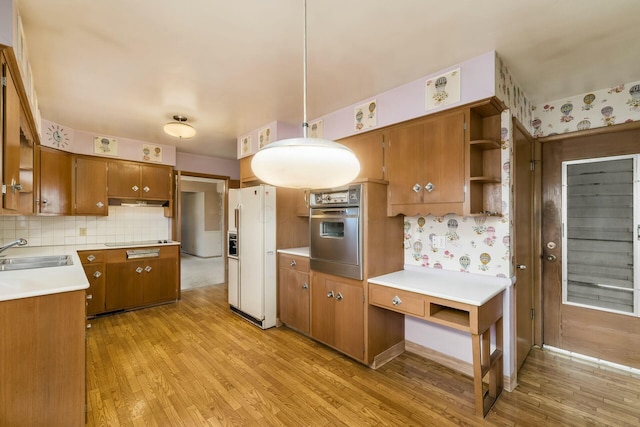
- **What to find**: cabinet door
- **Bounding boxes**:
[83,263,106,316]
[76,156,108,215]
[141,164,171,200]
[386,121,424,209]
[107,161,141,198]
[142,257,178,305]
[295,189,310,217]
[333,281,364,360]
[339,130,384,180]
[279,268,310,333]
[2,56,21,211]
[310,274,335,345]
[39,147,73,214]
[105,262,143,310]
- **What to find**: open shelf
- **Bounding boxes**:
[429,302,470,330]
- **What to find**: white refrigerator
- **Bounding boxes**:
[227,185,277,329]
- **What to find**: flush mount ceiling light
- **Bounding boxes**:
[163,115,196,139]
[251,0,359,189]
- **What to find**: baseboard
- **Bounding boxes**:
[369,340,405,369]
[405,341,516,392]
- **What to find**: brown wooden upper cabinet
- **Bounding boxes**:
[338,129,385,181]
[75,156,108,215]
[107,160,172,200]
[38,147,73,215]
[385,109,466,216]
[2,52,21,212]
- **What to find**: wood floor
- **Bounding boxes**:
[86,284,640,426]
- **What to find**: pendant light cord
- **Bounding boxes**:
[302,0,309,138]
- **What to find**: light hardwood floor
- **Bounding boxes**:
[87,284,640,426]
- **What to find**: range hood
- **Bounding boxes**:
[108,198,169,207]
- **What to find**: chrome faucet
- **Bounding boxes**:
[0,238,27,254]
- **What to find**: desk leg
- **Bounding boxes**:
[471,333,483,417]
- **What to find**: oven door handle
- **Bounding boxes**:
[312,209,358,217]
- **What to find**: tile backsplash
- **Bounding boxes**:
[0,206,170,247]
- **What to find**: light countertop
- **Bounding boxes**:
[0,241,181,302]
[368,267,513,306]
[277,247,309,257]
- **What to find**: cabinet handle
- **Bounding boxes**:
[12,182,22,192]
[290,259,297,267]
[96,201,104,208]
[302,282,308,289]
[425,182,435,193]
[143,186,150,193]
[42,199,48,205]
[412,183,422,193]
[335,292,343,301]
[86,294,93,300]
[392,296,402,306]
[93,271,102,278]
[87,255,96,262]
[136,267,143,274]
[86,323,92,329]
[145,265,152,272]
[327,290,334,298]
[132,185,139,192]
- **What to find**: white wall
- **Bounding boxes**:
[180,192,222,257]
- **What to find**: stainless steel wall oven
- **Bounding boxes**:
[310,184,363,280]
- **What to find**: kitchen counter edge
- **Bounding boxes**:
[277,247,309,257]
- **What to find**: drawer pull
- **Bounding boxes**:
[290,259,297,267]
[412,183,422,193]
[145,265,152,273]
[302,282,308,289]
[86,294,93,300]
[425,182,435,193]
[87,255,96,262]
[132,185,139,192]
[86,323,92,329]
[392,296,402,306]
[327,290,334,298]
[93,271,102,278]
[143,186,150,193]
[335,292,343,301]
[136,267,143,274]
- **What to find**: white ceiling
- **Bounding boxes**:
[16,0,640,160]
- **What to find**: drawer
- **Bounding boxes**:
[279,254,310,272]
[369,283,425,317]
[77,250,105,264]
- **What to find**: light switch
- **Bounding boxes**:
[432,235,446,249]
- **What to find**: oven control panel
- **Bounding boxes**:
[310,184,361,207]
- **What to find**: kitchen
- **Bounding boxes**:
[2,0,640,425]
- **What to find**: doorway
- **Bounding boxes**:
[176,172,228,290]
[541,125,640,368]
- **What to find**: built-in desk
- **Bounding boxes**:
[368,269,510,417]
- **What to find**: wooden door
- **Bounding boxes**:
[513,122,535,371]
[83,263,106,316]
[279,268,310,333]
[39,147,73,214]
[105,262,143,310]
[386,121,424,212]
[542,127,640,368]
[108,161,140,198]
[76,156,108,215]
[141,164,172,199]
[142,257,178,305]
[339,130,384,180]
[311,274,335,345]
[2,55,20,211]
[421,111,465,204]
[333,280,364,360]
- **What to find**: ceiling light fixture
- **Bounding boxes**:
[251,0,359,189]
[163,115,196,139]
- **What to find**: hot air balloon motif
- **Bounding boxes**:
[473,216,487,235]
[431,76,449,104]
[601,106,615,126]
[417,216,426,232]
[483,226,496,246]
[459,255,471,271]
[446,219,459,241]
[404,220,411,240]
[500,127,508,149]
[413,240,423,261]
[479,253,491,271]
[576,119,591,131]
[582,93,596,110]
[433,262,443,269]
[531,118,543,137]
[443,250,454,260]
[502,235,510,248]
[560,102,574,123]
[421,254,429,267]
[627,84,640,111]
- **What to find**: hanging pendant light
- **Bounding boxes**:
[251,0,360,189]
[164,115,196,139]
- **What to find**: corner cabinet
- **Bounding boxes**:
[385,98,504,217]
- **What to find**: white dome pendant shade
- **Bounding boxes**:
[250,0,360,189]
[251,137,360,189]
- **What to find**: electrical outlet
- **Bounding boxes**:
[432,235,446,249]
[79,227,87,236]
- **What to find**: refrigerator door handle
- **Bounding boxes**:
[234,206,240,230]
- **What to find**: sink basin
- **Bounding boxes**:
[0,255,73,271]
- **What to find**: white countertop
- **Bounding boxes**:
[277,247,309,257]
[368,267,513,306]
[0,241,181,302]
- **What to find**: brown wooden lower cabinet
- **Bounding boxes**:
[0,290,86,426]
[278,253,310,334]
[78,245,179,316]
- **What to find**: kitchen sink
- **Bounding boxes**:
[0,255,73,271]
